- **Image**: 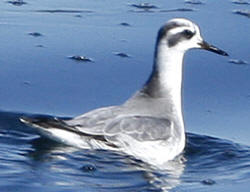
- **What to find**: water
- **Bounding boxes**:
[1,111,250,191]
[0,0,250,191]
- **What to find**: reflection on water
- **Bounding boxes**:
[28,131,185,192]
[0,111,250,191]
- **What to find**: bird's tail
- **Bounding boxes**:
[20,115,70,130]
[20,115,115,149]
[20,115,82,145]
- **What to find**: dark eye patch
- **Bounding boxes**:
[157,22,183,44]
[167,29,196,47]
[182,29,194,39]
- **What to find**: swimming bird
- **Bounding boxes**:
[20,18,228,168]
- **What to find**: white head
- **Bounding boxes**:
[156,18,228,56]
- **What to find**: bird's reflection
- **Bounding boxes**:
[28,136,185,192]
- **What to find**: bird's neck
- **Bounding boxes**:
[124,41,185,139]
[141,43,185,116]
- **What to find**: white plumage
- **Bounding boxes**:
[21,18,228,168]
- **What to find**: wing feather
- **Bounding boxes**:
[104,116,172,142]
[65,106,122,135]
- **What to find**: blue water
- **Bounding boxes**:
[0,0,250,191]
[1,111,250,191]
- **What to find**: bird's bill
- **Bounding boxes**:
[198,41,229,56]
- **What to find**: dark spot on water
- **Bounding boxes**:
[113,52,130,58]
[128,9,156,13]
[35,9,93,14]
[229,59,249,65]
[201,179,216,185]
[7,0,27,6]
[120,22,131,27]
[222,150,238,159]
[233,9,250,18]
[120,39,128,43]
[232,0,250,5]
[185,0,205,5]
[160,8,196,12]
[75,14,82,18]
[130,3,158,10]
[69,55,94,62]
[81,164,96,172]
[23,81,31,86]
[28,32,43,37]
[36,45,45,48]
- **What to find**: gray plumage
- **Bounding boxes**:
[20,18,228,168]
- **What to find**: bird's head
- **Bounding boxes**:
[157,18,228,56]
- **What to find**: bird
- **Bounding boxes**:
[20,18,228,168]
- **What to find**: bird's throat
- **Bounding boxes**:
[143,44,185,111]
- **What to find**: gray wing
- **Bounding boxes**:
[103,115,172,143]
[21,106,172,148]
[66,107,172,143]
[65,106,122,135]
[21,106,123,147]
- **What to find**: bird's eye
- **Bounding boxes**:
[182,30,194,39]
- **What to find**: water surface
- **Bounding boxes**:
[0,0,250,191]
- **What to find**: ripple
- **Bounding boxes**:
[201,179,216,185]
[0,111,250,191]
[68,55,94,62]
[184,133,250,185]
[7,0,27,6]
[28,32,43,37]
[233,9,250,18]
[229,59,249,65]
[35,9,93,14]
[129,3,158,10]
[159,8,197,12]
[113,52,131,58]
[184,0,205,5]
[119,22,131,27]
[232,0,250,5]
